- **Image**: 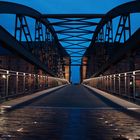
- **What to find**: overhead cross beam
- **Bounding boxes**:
[43,14,104,66]
[42,14,105,18]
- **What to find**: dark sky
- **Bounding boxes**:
[0,0,137,83]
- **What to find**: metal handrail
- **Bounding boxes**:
[0,68,68,101]
[83,70,140,102]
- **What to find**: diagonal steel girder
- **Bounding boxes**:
[42,14,105,66]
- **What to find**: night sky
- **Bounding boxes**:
[0,0,138,83]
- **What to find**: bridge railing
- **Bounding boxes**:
[83,70,140,102]
[0,68,68,101]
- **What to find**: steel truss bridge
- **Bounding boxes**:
[0,1,140,83]
[0,2,140,139]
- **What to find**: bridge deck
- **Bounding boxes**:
[0,85,140,139]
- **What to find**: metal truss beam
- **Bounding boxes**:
[93,28,140,77]
[65,48,87,49]
[15,15,33,49]
[43,14,104,66]
[70,56,83,57]
[56,31,94,34]
[42,14,105,18]
[59,39,92,41]
[0,1,70,78]
[90,0,140,47]
[35,20,44,41]
[0,25,56,76]
[50,22,98,26]
[114,14,131,43]
[2,1,139,78]
[0,1,59,47]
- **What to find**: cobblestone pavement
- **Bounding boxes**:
[0,85,140,140]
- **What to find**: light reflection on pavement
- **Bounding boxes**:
[0,85,140,140]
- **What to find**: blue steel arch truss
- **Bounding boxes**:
[0,1,69,78]
[84,1,140,78]
[0,1,140,79]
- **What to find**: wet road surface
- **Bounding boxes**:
[0,85,140,140]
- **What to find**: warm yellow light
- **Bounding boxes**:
[2,75,6,79]
[130,81,133,85]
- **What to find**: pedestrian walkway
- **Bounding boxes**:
[0,85,67,112]
[0,84,140,140]
[83,84,140,114]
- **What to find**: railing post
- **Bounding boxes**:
[5,70,9,98]
[47,75,49,87]
[101,77,103,89]
[113,75,116,93]
[34,74,38,90]
[44,75,47,88]
[108,76,110,91]
[103,76,105,90]
[34,74,36,91]
[29,74,31,91]
[97,78,99,88]
[110,75,112,92]
[133,71,136,99]
[118,74,121,95]
[38,75,40,89]
[124,73,127,95]
[23,73,25,93]
[106,76,108,91]
[16,72,18,95]
[40,75,43,90]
